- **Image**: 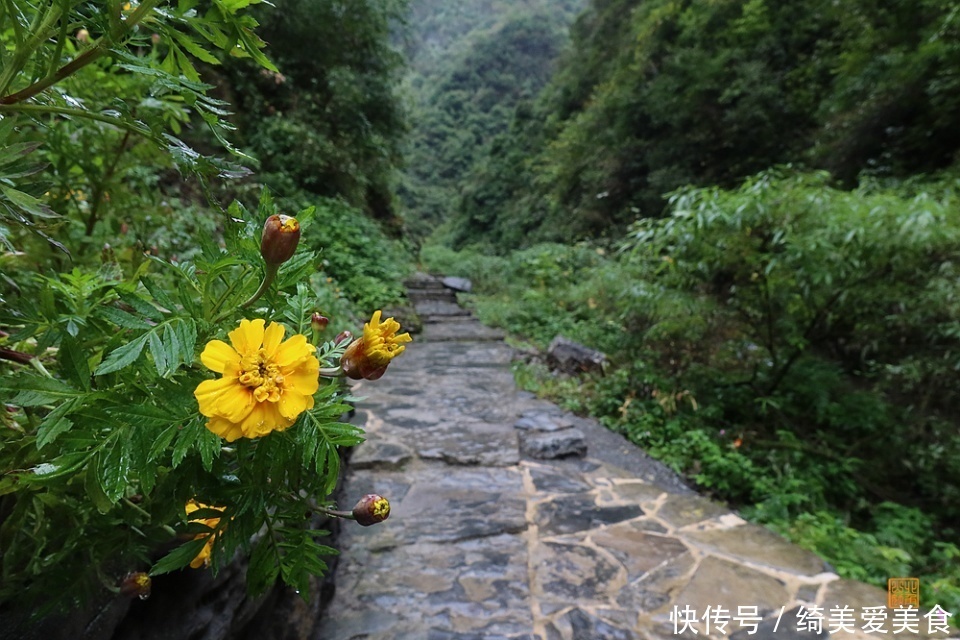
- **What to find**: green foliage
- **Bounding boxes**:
[0,0,278,253]
[0,1,415,615]
[448,0,960,249]
[270,194,411,311]
[398,1,586,242]
[425,170,960,615]
[222,0,409,223]
[0,189,378,610]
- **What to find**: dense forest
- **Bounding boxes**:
[414,0,960,613]
[1,0,959,626]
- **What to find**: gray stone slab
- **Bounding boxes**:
[681,523,829,576]
[441,276,473,292]
[318,534,534,639]
[416,300,473,316]
[349,438,414,470]
[534,493,644,536]
[421,320,506,342]
[416,421,520,466]
[342,466,528,548]
[520,428,587,460]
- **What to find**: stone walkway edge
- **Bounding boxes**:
[314,273,955,640]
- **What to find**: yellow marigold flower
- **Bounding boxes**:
[185,500,225,569]
[340,310,412,380]
[194,319,320,441]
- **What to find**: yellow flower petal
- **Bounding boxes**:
[278,389,309,419]
[274,333,314,367]
[261,321,285,358]
[205,416,245,442]
[229,318,265,356]
[200,340,241,375]
[282,361,320,396]
[240,402,294,439]
[194,377,254,422]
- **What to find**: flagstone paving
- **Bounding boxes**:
[314,274,953,640]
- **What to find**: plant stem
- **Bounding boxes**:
[0,103,153,138]
[0,1,63,97]
[240,263,279,310]
[0,0,164,104]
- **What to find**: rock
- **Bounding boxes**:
[514,413,574,432]
[442,277,472,293]
[519,428,587,460]
[533,493,643,536]
[547,608,639,640]
[546,336,607,376]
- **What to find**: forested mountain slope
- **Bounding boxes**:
[448,0,960,249]
[398,0,586,240]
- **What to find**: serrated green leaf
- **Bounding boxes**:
[164,323,181,374]
[148,423,182,462]
[173,45,201,83]
[247,537,280,597]
[96,305,154,330]
[98,434,131,503]
[172,419,202,468]
[150,537,209,576]
[1,186,58,218]
[320,446,339,496]
[140,276,177,312]
[108,404,178,426]
[95,334,148,375]
[118,292,164,321]
[36,399,78,449]
[198,426,221,472]
[0,141,42,167]
[170,29,221,64]
[85,464,113,514]
[175,318,197,364]
[25,451,92,483]
[148,330,167,376]
[139,458,158,496]
[58,335,91,391]
[6,376,85,406]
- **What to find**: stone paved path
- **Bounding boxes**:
[315,274,946,640]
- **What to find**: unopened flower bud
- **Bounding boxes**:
[76,28,90,43]
[311,313,329,332]
[119,572,152,599]
[333,330,353,346]
[151,33,161,45]
[260,214,301,265]
[352,494,390,526]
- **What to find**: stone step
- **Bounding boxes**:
[404,273,447,290]
[420,321,506,342]
[413,300,471,317]
[407,288,459,302]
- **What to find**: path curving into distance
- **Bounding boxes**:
[314,273,944,640]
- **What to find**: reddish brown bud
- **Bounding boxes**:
[340,338,387,381]
[76,28,90,43]
[311,312,329,332]
[333,330,353,346]
[119,572,152,599]
[260,214,301,265]
[352,494,390,526]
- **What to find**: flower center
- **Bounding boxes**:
[238,348,285,403]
